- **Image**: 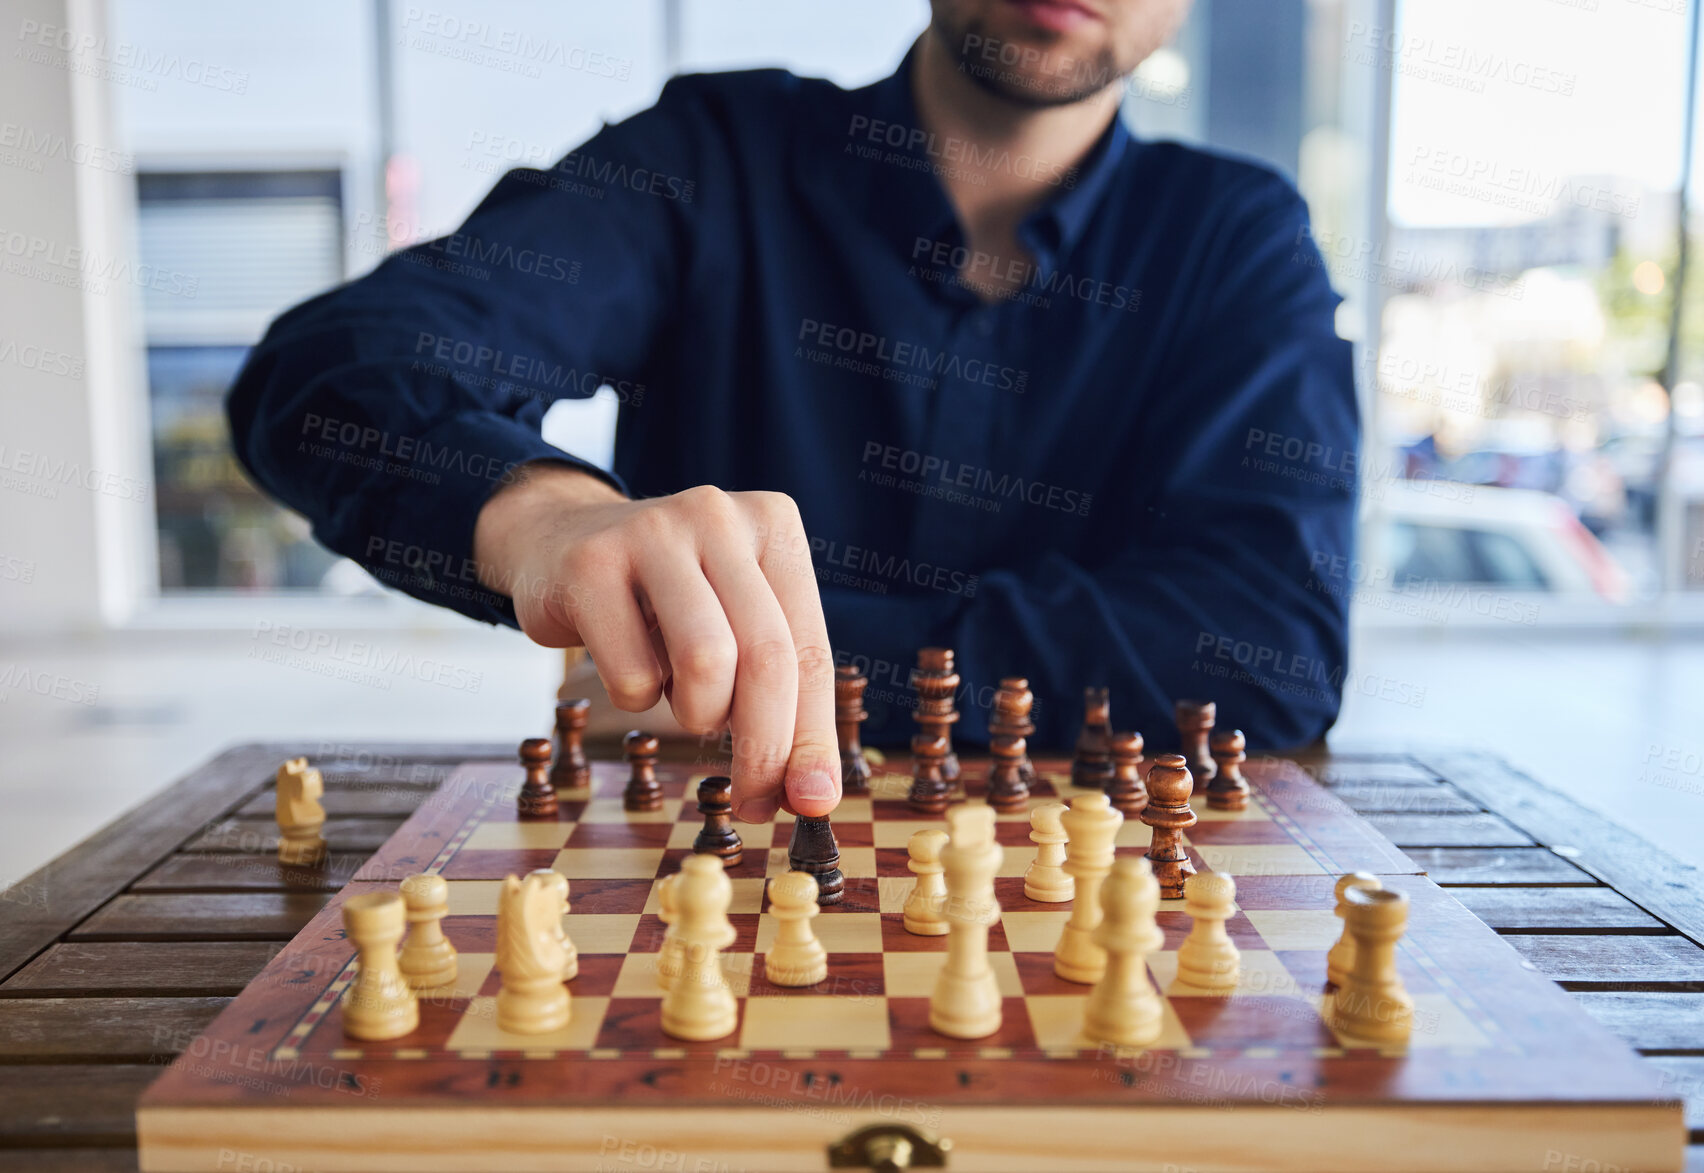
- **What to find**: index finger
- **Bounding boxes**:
[753,502,841,819]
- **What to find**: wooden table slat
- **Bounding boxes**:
[0,996,228,1061]
[1363,812,1536,848]
[1508,934,1704,987]
[1645,1056,1704,1133]
[0,1064,156,1140]
[233,787,429,818]
[1570,992,1704,1051]
[67,894,330,942]
[1407,847,1595,885]
[2,941,283,996]
[1321,782,1481,815]
[1306,761,1441,785]
[180,816,404,855]
[1447,886,1668,932]
[129,851,364,894]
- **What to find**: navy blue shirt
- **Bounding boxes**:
[227,58,1359,752]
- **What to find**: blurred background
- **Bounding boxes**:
[3,0,1703,882]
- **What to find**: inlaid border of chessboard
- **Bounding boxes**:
[350,753,1423,886]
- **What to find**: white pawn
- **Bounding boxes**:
[765,872,828,987]
[398,873,457,990]
[1328,872,1383,987]
[496,872,570,1035]
[903,829,950,935]
[661,855,738,1041]
[1331,886,1414,1044]
[1083,857,1165,1048]
[1176,872,1240,990]
[528,868,577,982]
[929,805,1004,1040]
[1023,802,1073,902]
[1053,792,1123,985]
[341,890,418,1041]
[656,873,684,991]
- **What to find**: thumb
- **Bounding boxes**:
[781,726,842,819]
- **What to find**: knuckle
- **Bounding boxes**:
[794,642,836,692]
[602,668,663,709]
[673,636,737,684]
[740,637,797,683]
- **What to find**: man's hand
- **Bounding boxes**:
[473,463,841,823]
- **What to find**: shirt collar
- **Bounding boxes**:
[856,45,1132,277]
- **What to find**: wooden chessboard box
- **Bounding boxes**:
[136,754,1686,1172]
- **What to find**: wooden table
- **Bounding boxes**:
[3,742,1701,1171]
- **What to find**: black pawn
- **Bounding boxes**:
[693,776,743,866]
[787,815,844,906]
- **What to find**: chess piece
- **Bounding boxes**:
[903,828,951,935]
[1053,792,1124,984]
[1330,885,1414,1044]
[989,677,1037,789]
[1176,872,1240,990]
[693,776,743,866]
[1206,729,1251,811]
[656,872,684,990]
[397,873,458,990]
[275,758,327,866]
[1142,754,1197,899]
[1082,857,1165,1048]
[1175,699,1217,783]
[929,805,1003,1039]
[341,890,418,1040]
[527,868,576,982]
[1023,802,1074,903]
[1071,687,1114,789]
[661,855,739,1040]
[622,730,662,812]
[1105,731,1148,816]
[1327,872,1384,987]
[788,814,844,905]
[912,647,961,782]
[765,871,828,986]
[907,732,952,815]
[985,733,1030,812]
[549,697,591,791]
[516,737,557,818]
[836,665,873,794]
[495,872,570,1035]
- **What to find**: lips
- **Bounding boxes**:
[1001,0,1102,33]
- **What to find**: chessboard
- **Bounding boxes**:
[134,744,1683,1172]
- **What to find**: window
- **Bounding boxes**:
[136,171,345,591]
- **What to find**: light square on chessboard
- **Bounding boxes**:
[549,847,668,878]
[1023,994,1191,1051]
[445,880,508,917]
[740,996,892,1051]
[414,950,495,1000]
[1319,992,1489,1050]
[1193,844,1326,877]
[564,914,642,954]
[764,846,876,879]
[998,910,1072,954]
[665,821,777,851]
[1188,793,1271,822]
[1240,909,1343,950]
[1147,949,1307,999]
[610,951,755,998]
[772,798,872,824]
[641,876,768,915]
[445,995,610,1052]
[755,910,881,953]
[577,797,684,824]
[461,821,575,851]
[882,952,1022,998]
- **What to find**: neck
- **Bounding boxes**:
[909,31,1120,237]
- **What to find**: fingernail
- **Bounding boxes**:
[735,795,778,824]
[791,770,838,802]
